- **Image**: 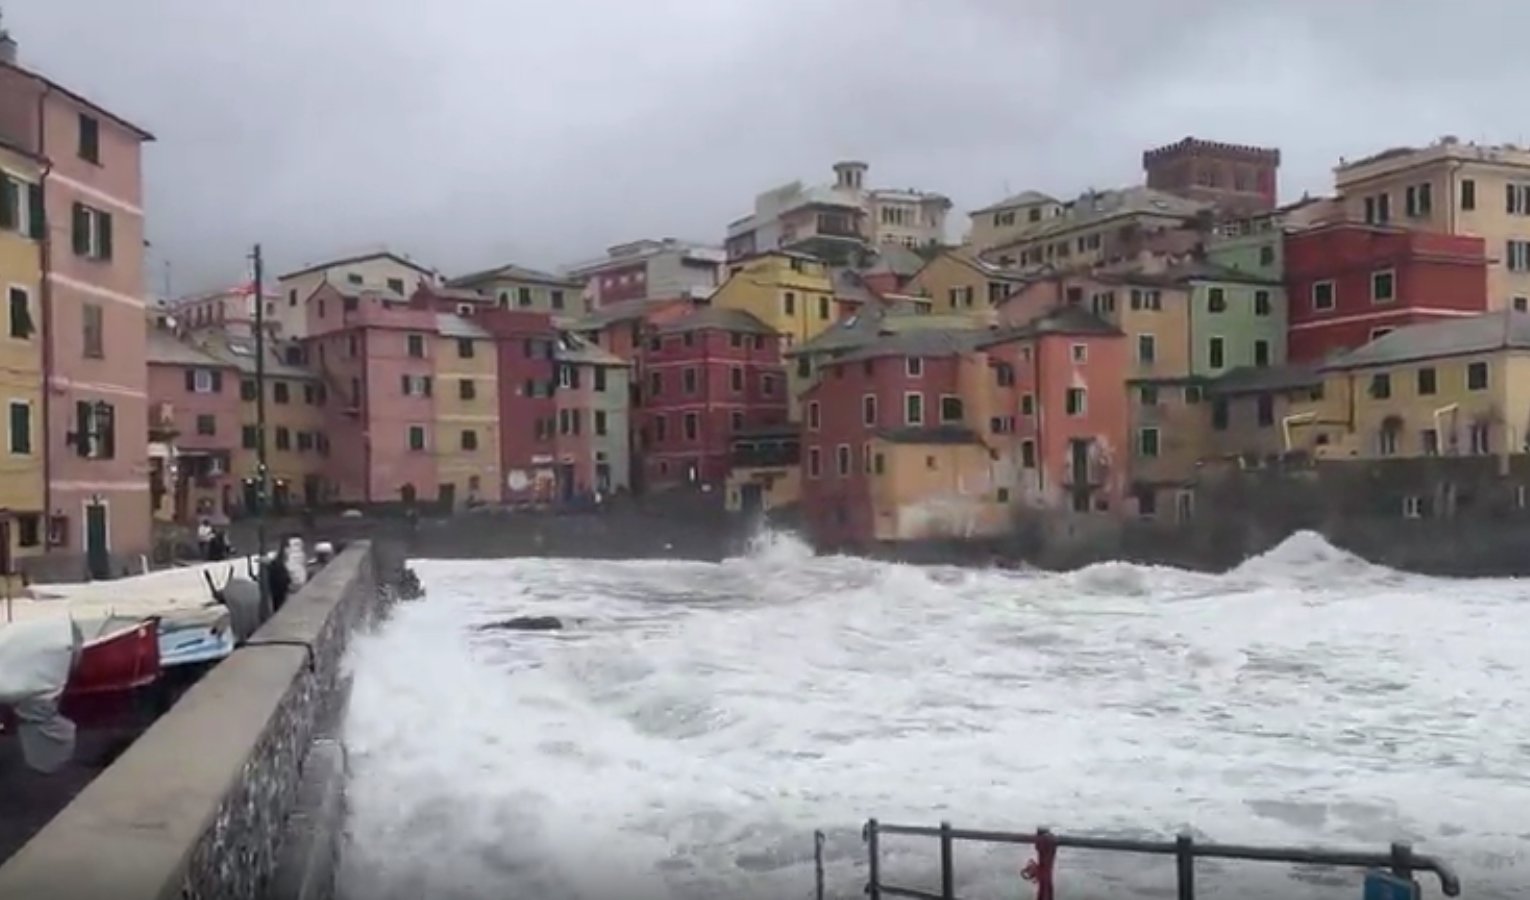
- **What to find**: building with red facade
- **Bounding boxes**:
[1143,136,1280,216]
[1285,223,1489,363]
[639,307,787,488]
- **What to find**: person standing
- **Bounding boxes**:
[196,519,214,561]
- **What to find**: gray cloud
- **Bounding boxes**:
[8,0,1524,293]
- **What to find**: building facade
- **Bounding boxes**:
[564,238,724,307]
[145,328,239,523]
[1142,136,1281,216]
[276,250,438,339]
[0,140,44,579]
[432,314,500,508]
[446,263,585,316]
[1284,222,1489,364]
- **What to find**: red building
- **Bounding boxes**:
[1142,136,1280,215]
[639,307,787,487]
[1285,223,1488,363]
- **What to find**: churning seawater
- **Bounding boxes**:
[336,532,1530,900]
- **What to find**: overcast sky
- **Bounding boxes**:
[9,0,1525,295]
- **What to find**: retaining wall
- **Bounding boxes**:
[0,540,399,900]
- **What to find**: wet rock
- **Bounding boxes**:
[480,616,564,632]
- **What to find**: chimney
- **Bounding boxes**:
[0,12,15,65]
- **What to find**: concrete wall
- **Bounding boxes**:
[0,541,400,900]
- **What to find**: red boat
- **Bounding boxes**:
[57,616,163,728]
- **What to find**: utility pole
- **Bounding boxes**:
[251,244,270,596]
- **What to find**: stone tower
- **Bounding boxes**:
[1142,136,1280,216]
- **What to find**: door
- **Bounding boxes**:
[86,502,110,581]
[303,475,321,508]
[438,482,456,512]
[595,464,611,494]
[740,483,764,515]
[558,464,576,502]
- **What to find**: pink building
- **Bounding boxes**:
[0,52,154,578]
[145,327,239,522]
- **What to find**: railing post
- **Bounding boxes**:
[814,830,826,900]
[1175,834,1195,900]
[864,819,880,900]
[939,821,955,900]
[1390,842,1414,881]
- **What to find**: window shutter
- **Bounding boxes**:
[26,183,43,238]
[570,366,581,389]
[71,204,89,256]
[99,212,114,260]
[102,405,116,458]
[0,176,16,231]
[211,370,223,392]
[75,401,91,456]
[423,376,432,397]
[184,369,196,392]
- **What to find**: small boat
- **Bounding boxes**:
[157,608,235,669]
[56,616,162,729]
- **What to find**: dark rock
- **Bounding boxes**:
[480,616,564,632]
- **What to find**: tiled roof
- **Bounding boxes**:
[1323,312,1530,371]
[448,262,581,289]
[791,309,980,357]
[657,307,775,336]
[277,249,434,282]
[435,313,491,339]
[861,243,927,277]
[569,298,683,330]
[197,333,318,380]
[1206,364,1323,396]
[981,305,1118,346]
[988,186,1208,250]
[1158,259,1284,287]
[146,328,231,367]
[830,327,989,365]
[830,267,878,306]
[875,426,983,446]
[971,189,1057,215]
[0,60,154,141]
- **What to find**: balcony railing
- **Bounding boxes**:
[811,820,1460,900]
[731,445,800,468]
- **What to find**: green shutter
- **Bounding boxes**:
[75,401,91,456]
[26,183,43,238]
[0,176,16,231]
[99,211,113,260]
[71,204,89,256]
[101,404,116,458]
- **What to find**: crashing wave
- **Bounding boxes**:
[1232,530,1389,584]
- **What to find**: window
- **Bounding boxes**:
[1422,428,1440,456]
[1467,361,1489,390]
[186,368,223,394]
[1370,373,1391,399]
[274,381,291,403]
[1417,367,1437,395]
[1253,339,1270,368]
[1516,297,1528,312]
[551,290,565,310]
[761,374,776,396]
[1461,179,1476,211]
[684,412,699,441]
[1137,334,1156,364]
[649,371,662,396]
[1405,183,1433,218]
[1510,184,1530,216]
[730,332,744,349]
[1371,270,1395,303]
[796,357,812,378]
[938,395,963,423]
[1254,290,1271,317]
[74,304,109,364]
[808,401,821,431]
[819,295,830,319]
[346,273,364,286]
[1363,193,1390,224]
[73,401,115,459]
[408,425,426,451]
[459,379,476,400]
[1507,240,1530,272]
[7,286,33,339]
[297,431,314,452]
[1259,245,1275,266]
[1208,336,1225,370]
[78,113,100,164]
[407,334,426,358]
[460,429,478,451]
[684,368,698,394]
[905,392,924,425]
[1312,281,1335,311]
[906,357,923,377]
[995,363,1014,386]
[1471,424,1491,454]
[518,287,532,307]
[242,426,257,449]
[1402,495,1423,519]
[1020,439,1037,468]
[1020,393,1035,416]
[729,411,742,433]
[683,332,695,348]
[241,379,258,401]
[808,446,821,478]
[455,338,475,359]
[0,175,43,239]
[1129,289,1162,311]
[1378,426,1398,456]
[196,414,216,436]
[1185,385,1203,404]
[1207,287,1227,313]
[8,400,30,454]
[1211,399,1229,430]
[1137,428,1159,457]
[594,410,608,436]
[1065,387,1086,416]
[862,394,877,426]
[783,292,795,316]
[655,415,668,441]
[836,444,850,477]
[1140,385,1159,406]
[730,366,743,392]
[71,204,113,260]
[1256,395,1275,427]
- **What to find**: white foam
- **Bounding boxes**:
[342,533,1529,900]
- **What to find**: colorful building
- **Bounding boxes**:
[0,51,156,578]
[552,333,631,498]
[564,238,724,307]
[710,251,838,417]
[476,308,560,505]
[640,307,784,488]
[967,190,1063,256]
[1142,136,1281,216]
[905,248,1032,323]
[145,327,239,523]
[0,138,44,580]
[724,425,800,514]
[1178,262,1287,377]
[446,262,585,316]
[1203,364,1326,463]
[1332,138,1530,311]
[1284,222,1488,363]
[432,314,500,508]
[276,249,438,339]
[978,186,1206,272]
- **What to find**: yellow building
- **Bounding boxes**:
[1333,138,1530,311]
[433,314,500,507]
[1203,365,1328,462]
[905,248,1031,323]
[980,186,1206,271]
[711,251,838,417]
[867,429,1010,541]
[966,190,1063,255]
[201,333,330,512]
[1297,312,1530,462]
[724,426,801,513]
[0,142,44,584]
[446,262,586,315]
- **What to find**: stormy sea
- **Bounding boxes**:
[336,531,1528,899]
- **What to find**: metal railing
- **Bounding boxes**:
[810,820,1460,900]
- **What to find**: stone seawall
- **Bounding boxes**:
[0,540,403,900]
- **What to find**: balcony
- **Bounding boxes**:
[148,402,178,441]
[731,438,800,469]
